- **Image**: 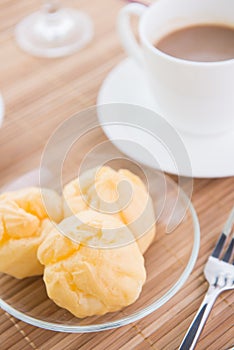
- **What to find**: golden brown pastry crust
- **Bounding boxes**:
[0,187,63,278]
[63,167,156,254]
[38,210,146,318]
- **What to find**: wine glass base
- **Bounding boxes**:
[15,8,93,58]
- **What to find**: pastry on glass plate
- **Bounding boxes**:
[38,210,146,318]
[63,166,156,254]
[0,187,63,278]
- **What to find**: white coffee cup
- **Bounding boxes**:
[118,0,234,135]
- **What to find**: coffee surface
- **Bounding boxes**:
[155,24,234,62]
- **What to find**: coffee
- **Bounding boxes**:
[155,24,234,62]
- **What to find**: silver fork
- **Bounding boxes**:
[179,207,234,350]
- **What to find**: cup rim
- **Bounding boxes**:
[139,2,234,67]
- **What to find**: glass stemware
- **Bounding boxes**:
[15,1,93,58]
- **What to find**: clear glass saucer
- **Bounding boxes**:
[0,105,200,332]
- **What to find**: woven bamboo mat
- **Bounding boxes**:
[0,0,233,349]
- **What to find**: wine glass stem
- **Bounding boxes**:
[43,0,60,13]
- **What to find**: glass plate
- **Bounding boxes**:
[0,105,200,332]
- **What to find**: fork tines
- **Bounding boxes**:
[212,207,234,262]
[222,236,234,263]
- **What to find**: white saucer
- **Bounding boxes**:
[97,58,234,178]
[0,94,4,127]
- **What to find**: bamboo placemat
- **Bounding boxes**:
[0,0,233,349]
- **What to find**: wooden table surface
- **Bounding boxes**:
[0,1,233,349]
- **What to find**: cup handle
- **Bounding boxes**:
[117,3,147,66]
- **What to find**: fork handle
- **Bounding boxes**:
[179,288,219,350]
